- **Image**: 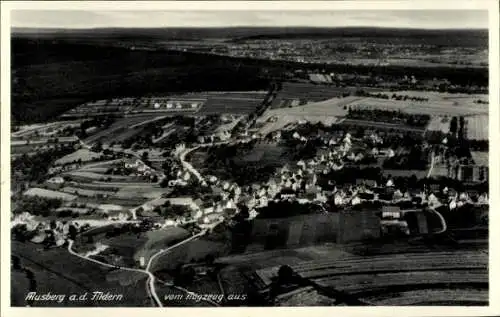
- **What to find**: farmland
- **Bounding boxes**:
[254,250,488,305]
[11,241,150,306]
[55,149,103,165]
[426,116,451,133]
[348,97,487,116]
[466,115,489,140]
[83,115,172,145]
[23,188,77,201]
[271,82,354,109]
[160,91,267,115]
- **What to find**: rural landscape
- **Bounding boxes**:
[8,8,490,308]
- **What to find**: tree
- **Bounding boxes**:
[450,117,458,136]
[11,256,22,271]
[92,141,103,153]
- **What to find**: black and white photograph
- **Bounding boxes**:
[1,1,499,315]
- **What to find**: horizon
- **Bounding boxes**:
[11,25,489,31]
[10,10,489,30]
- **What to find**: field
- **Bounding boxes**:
[380,90,489,104]
[254,250,488,305]
[134,227,192,262]
[64,171,130,182]
[12,120,84,138]
[340,119,426,133]
[83,115,167,145]
[269,90,488,122]
[258,96,355,133]
[152,91,267,115]
[60,186,116,198]
[11,241,150,306]
[55,149,102,165]
[349,97,487,116]
[23,188,77,201]
[271,82,354,109]
[62,99,136,117]
[115,186,169,200]
[466,115,489,140]
[151,239,229,272]
[426,116,450,133]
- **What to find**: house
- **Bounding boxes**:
[47,176,65,185]
[279,188,296,200]
[382,206,401,219]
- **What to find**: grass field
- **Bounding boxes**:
[55,149,102,165]
[426,116,450,133]
[155,91,267,115]
[271,82,353,109]
[84,115,166,144]
[134,227,192,262]
[23,188,77,201]
[11,241,150,306]
[466,115,489,140]
[60,186,116,198]
[350,97,488,116]
[65,171,130,182]
[115,186,169,200]
[252,249,487,305]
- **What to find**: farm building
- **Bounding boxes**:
[449,151,488,183]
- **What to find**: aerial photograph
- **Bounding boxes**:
[6,5,492,308]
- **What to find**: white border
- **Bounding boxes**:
[1,1,499,317]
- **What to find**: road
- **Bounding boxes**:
[67,239,163,307]
[67,229,207,307]
[427,149,436,178]
[177,137,254,184]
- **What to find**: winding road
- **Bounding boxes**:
[67,229,207,307]
[427,149,436,178]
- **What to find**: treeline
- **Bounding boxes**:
[12,196,63,217]
[11,145,75,182]
[347,108,430,127]
[355,90,429,102]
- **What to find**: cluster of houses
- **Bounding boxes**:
[12,212,92,247]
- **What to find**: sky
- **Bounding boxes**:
[11,10,488,30]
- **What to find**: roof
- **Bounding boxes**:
[471,151,488,167]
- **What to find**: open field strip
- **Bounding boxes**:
[319,270,487,292]
[426,116,450,133]
[115,187,169,200]
[55,149,103,165]
[351,97,488,116]
[366,289,488,305]
[23,187,77,201]
[379,90,488,102]
[77,167,110,173]
[466,115,489,140]
[11,136,79,146]
[13,120,85,137]
[129,116,167,129]
[153,128,176,144]
[65,171,130,181]
[79,159,125,170]
[60,186,116,197]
